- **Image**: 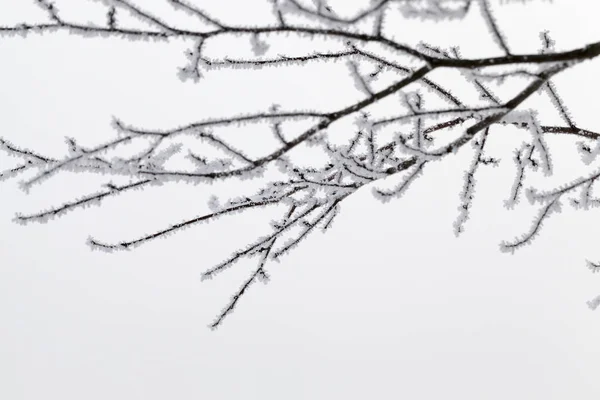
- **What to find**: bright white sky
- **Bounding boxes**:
[1,1,600,399]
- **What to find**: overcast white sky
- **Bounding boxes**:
[1,0,600,399]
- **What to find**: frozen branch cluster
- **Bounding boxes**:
[2,0,600,328]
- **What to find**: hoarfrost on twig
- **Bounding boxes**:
[2,0,600,327]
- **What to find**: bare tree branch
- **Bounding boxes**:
[2,0,600,327]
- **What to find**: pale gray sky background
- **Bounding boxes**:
[1,0,600,399]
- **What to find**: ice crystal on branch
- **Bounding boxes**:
[1,0,600,327]
[587,294,600,311]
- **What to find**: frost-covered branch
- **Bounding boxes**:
[2,0,600,327]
